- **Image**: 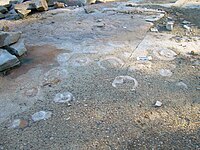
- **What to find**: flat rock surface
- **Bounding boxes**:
[0,2,199,149]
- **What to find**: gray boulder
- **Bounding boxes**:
[0,49,20,72]
[0,31,21,47]
[4,39,27,56]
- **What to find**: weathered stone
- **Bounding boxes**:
[54,2,65,8]
[0,6,8,13]
[0,12,5,19]
[4,39,27,56]
[0,0,10,7]
[0,49,20,72]
[31,0,48,11]
[5,9,20,20]
[0,31,21,47]
[14,1,32,18]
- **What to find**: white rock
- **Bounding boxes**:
[53,92,75,103]
[166,21,174,31]
[183,25,191,31]
[159,69,173,77]
[155,101,162,107]
[10,119,21,128]
[153,48,177,61]
[32,111,52,122]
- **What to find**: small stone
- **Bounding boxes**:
[10,119,28,129]
[182,20,190,24]
[159,69,172,77]
[0,49,20,72]
[183,25,191,31]
[32,111,52,122]
[176,82,188,89]
[155,101,162,107]
[30,0,48,11]
[54,2,65,8]
[0,6,8,13]
[0,31,21,47]
[4,38,27,56]
[14,1,32,18]
[166,21,174,31]
[150,27,158,32]
[54,92,75,103]
[0,12,5,19]
[25,87,38,97]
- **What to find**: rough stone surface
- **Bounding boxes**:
[0,0,10,6]
[0,6,8,13]
[4,39,27,56]
[14,1,32,18]
[0,31,21,47]
[0,12,5,19]
[0,49,20,71]
[31,0,48,11]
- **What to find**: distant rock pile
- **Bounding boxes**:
[0,0,86,20]
[0,31,27,72]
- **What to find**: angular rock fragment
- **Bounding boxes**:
[0,0,10,7]
[0,49,20,72]
[14,1,32,18]
[0,12,5,19]
[30,0,48,11]
[54,2,65,8]
[0,6,8,13]
[0,31,21,47]
[4,39,27,56]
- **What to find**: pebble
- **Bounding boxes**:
[24,87,38,97]
[183,25,191,31]
[166,21,174,31]
[176,82,188,89]
[53,92,75,103]
[155,101,162,107]
[153,48,177,61]
[159,69,173,77]
[32,111,52,122]
[150,27,158,32]
[9,119,28,129]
